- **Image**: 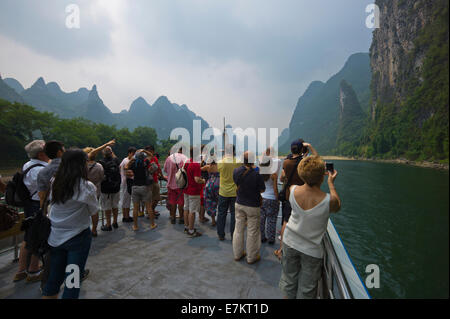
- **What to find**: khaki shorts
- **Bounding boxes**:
[131,185,152,203]
[100,192,120,211]
[183,194,201,214]
[152,182,161,201]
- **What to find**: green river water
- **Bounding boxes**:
[322,160,449,299]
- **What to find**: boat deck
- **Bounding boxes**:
[0,205,283,299]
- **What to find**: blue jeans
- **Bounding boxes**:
[216,195,236,238]
[42,228,92,299]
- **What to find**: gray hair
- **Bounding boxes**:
[24,140,46,159]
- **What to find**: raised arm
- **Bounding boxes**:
[302,143,319,157]
[327,170,341,213]
[88,139,116,160]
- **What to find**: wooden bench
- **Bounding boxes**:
[0,212,24,262]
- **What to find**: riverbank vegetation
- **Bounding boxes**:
[0,99,175,166]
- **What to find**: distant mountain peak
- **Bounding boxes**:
[134,96,147,103]
[89,85,99,100]
[47,81,61,89]
[3,78,25,94]
[154,95,170,105]
[32,77,46,89]
[129,96,151,114]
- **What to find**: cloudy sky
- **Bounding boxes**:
[0,0,373,133]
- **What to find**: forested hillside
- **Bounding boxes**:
[0,99,174,165]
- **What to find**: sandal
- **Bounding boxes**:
[13,271,27,283]
[150,223,158,230]
[188,230,202,238]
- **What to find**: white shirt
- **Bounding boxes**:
[119,157,131,185]
[48,179,99,247]
[23,159,48,201]
[283,185,330,259]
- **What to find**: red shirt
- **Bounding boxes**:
[183,159,202,196]
[150,156,160,183]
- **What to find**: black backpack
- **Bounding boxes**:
[21,208,51,257]
[100,158,121,194]
[5,164,45,207]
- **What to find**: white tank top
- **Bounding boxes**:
[283,185,330,259]
[262,177,276,200]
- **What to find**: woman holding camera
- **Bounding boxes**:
[279,155,340,299]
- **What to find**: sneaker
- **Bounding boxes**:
[101,225,112,232]
[184,228,189,234]
[112,222,119,229]
[261,237,268,243]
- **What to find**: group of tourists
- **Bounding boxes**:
[2,135,341,300]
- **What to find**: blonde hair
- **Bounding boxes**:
[298,156,325,187]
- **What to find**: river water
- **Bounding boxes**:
[321,160,449,299]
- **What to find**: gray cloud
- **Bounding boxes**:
[0,0,373,131]
[0,0,114,60]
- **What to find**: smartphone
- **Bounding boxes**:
[326,162,334,172]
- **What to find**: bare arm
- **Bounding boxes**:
[194,176,205,184]
[88,139,115,160]
[272,173,279,199]
[302,143,319,157]
[328,170,341,213]
[280,169,286,183]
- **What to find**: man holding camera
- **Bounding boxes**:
[275,139,318,259]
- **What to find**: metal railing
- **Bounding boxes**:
[318,231,353,299]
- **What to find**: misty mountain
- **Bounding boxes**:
[3,78,24,94]
[0,76,210,141]
[281,52,371,154]
[0,75,24,104]
[335,80,366,155]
